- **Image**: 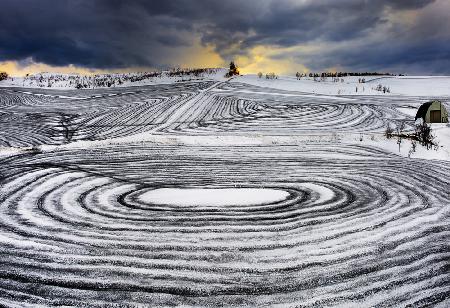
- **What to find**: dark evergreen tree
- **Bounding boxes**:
[226,61,239,77]
[0,72,9,81]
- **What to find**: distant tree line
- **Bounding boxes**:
[18,68,220,89]
[306,72,394,78]
[167,68,217,77]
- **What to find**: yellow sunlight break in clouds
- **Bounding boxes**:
[1,42,315,77]
[236,45,312,75]
[0,39,226,77]
[0,60,111,77]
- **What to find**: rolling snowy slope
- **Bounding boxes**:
[0,75,449,307]
[236,74,450,97]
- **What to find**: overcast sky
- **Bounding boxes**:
[1,0,449,75]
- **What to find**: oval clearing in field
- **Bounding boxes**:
[139,188,290,206]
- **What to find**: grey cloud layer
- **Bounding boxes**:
[0,0,447,73]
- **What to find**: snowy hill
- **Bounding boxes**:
[0,68,227,89]
[1,71,450,307]
[2,70,450,97]
[233,74,450,97]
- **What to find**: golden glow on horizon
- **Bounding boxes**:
[236,45,311,75]
[0,60,113,77]
[179,40,225,68]
[0,43,316,77]
[0,40,226,77]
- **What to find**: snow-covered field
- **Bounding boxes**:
[0,73,449,307]
[238,74,450,97]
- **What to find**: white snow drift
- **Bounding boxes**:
[138,188,290,206]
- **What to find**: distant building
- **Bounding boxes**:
[415,100,448,123]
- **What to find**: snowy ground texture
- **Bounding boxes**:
[0,73,450,307]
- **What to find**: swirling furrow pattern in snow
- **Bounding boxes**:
[0,82,209,146]
[164,83,417,135]
[1,80,449,306]
[1,81,427,147]
[0,142,449,307]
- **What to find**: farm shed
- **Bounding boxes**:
[415,100,448,123]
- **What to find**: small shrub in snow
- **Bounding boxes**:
[396,121,406,135]
[415,122,436,150]
[408,140,417,158]
[29,145,43,154]
[375,84,390,93]
[385,124,394,139]
[385,121,437,151]
[266,72,277,80]
[295,72,305,80]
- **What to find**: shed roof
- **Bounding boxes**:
[415,101,434,121]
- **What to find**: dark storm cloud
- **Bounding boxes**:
[299,38,450,74]
[0,0,196,68]
[0,0,447,73]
